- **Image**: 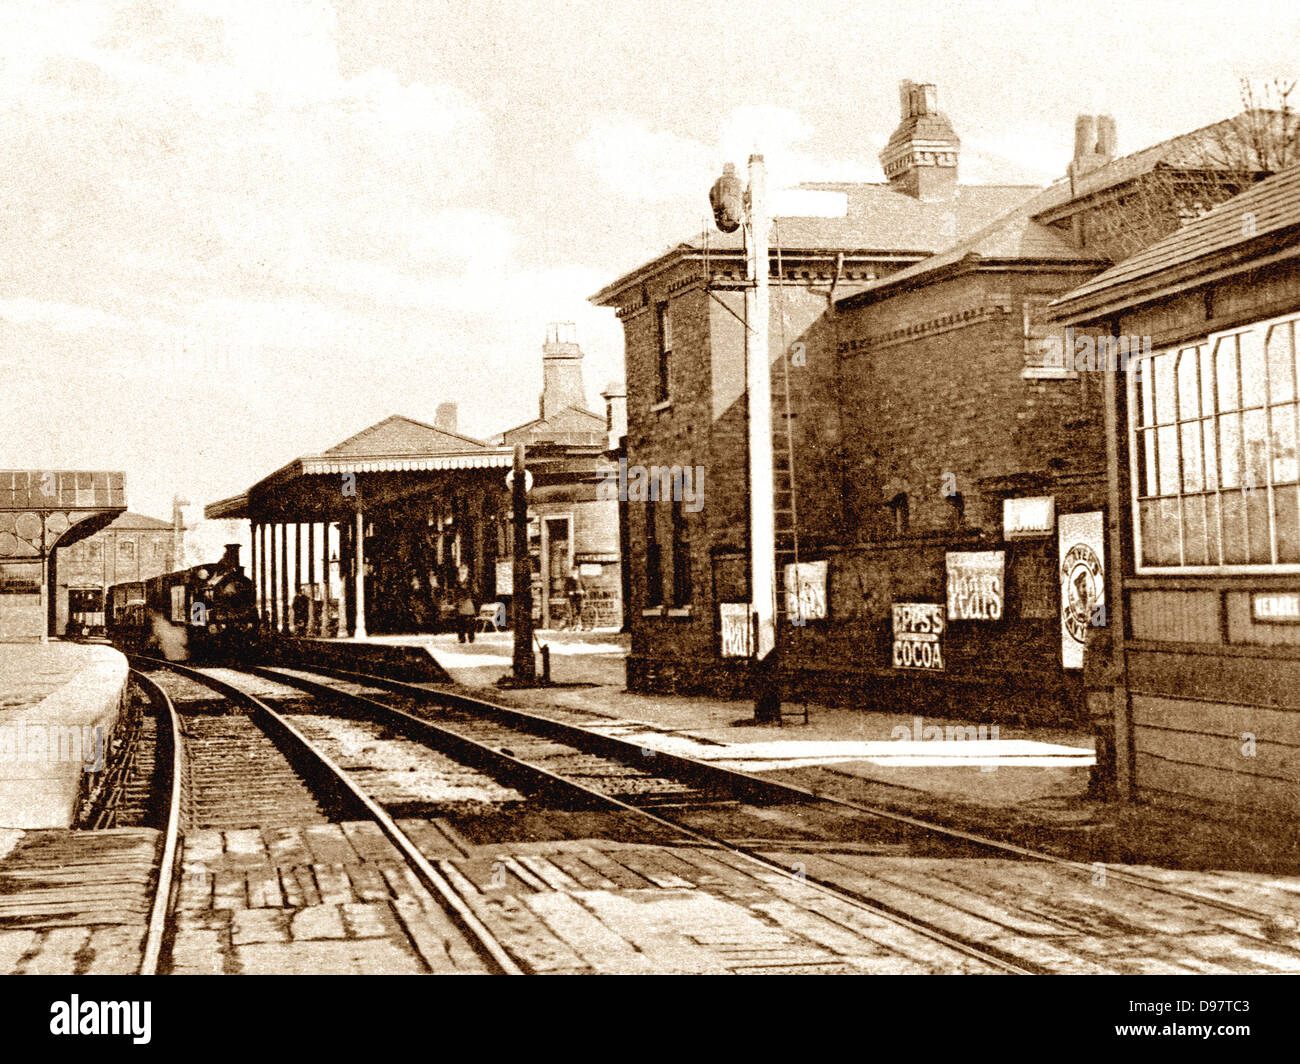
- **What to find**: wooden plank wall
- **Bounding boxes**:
[1127,587,1300,816]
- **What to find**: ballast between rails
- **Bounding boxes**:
[264,660,1288,929]
[241,663,1042,975]
[132,656,523,976]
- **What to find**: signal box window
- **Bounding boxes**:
[1129,311,1300,571]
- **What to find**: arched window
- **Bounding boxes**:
[889,493,909,537]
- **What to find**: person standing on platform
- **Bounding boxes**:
[563,568,585,631]
[455,581,477,644]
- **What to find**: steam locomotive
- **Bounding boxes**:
[107,544,260,663]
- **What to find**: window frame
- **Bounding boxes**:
[1128,310,1300,575]
[644,500,663,607]
[654,302,672,405]
[670,497,692,607]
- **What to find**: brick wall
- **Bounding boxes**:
[615,253,1113,721]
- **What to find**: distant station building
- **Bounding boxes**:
[593,80,1279,723]
[492,324,623,629]
[0,471,126,641]
[1051,164,1300,819]
[51,508,185,635]
[206,327,623,636]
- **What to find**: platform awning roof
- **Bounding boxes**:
[204,415,514,522]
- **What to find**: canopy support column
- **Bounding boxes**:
[353,509,367,640]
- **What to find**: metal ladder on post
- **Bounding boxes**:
[770,236,808,726]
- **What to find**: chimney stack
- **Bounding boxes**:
[221,543,242,572]
[434,402,458,434]
[880,80,960,202]
[540,322,587,420]
[1069,113,1117,179]
[601,380,627,451]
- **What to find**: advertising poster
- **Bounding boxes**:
[946,551,1005,620]
[1059,511,1105,669]
[719,602,753,658]
[783,559,828,622]
[892,602,945,670]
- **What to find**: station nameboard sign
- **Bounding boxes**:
[1003,496,1055,539]
[892,603,945,670]
[719,602,753,658]
[946,551,1005,621]
[783,560,828,622]
[1252,592,1300,624]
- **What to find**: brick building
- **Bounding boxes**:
[594,80,1275,723]
[493,325,623,629]
[1052,164,1300,818]
[53,509,183,634]
[0,471,126,641]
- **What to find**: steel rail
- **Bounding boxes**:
[275,659,1296,928]
[130,669,184,977]
[245,663,1042,975]
[135,657,523,976]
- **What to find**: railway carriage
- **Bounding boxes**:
[107,544,260,663]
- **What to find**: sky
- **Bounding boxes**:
[2,0,1299,552]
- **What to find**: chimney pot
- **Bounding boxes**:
[898,79,917,119]
[1074,115,1098,161]
[1096,114,1117,160]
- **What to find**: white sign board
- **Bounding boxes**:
[1252,592,1300,623]
[946,551,1005,621]
[783,560,828,622]
[1003,496,1055,538]
[892,603,945,670]
[494,560,514,597]
[719,602,753,658]
[1059,511,1105,670]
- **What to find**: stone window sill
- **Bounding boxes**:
[1021,367,1078,380]
[650,399,673,413]
[666,606,693,618]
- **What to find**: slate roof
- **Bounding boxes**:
[322,414,489,457]
[835,113,1287,308]
[495,405,607,447]
[1051,163,1300,314]
[106,511,174,531]
[590,181,1040,304]
[837,181,1108,308]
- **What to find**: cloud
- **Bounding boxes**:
[576,114,714,204]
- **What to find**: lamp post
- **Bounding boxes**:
[712,154,779,722]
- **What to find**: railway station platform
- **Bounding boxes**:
[297,629,1096,821]
[0,642,128,828]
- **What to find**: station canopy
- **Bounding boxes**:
[204,415,513,523]
[0,470,127,559]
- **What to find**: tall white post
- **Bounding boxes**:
[746,153,776,666]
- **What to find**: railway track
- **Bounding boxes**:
[129,662,519,975]
[222,660,1300,975]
